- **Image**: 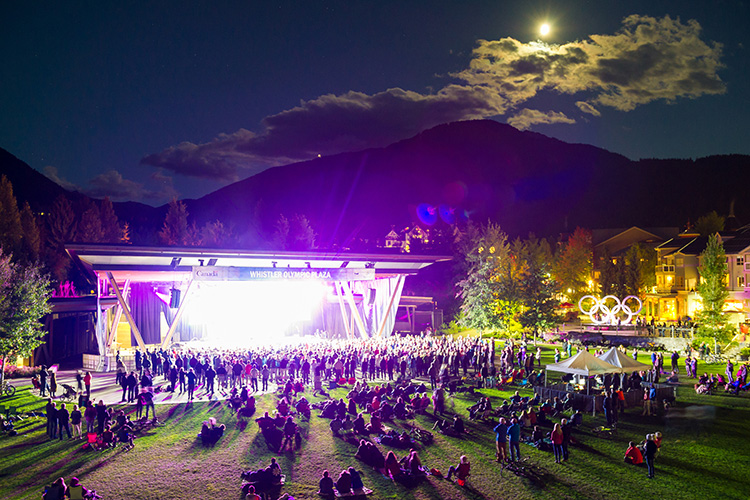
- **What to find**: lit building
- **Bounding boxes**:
[647,227,750,324]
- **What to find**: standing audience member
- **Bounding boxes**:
[644,434,658,478]
[49,371,58,398]
[550,423,564,464]
[95,400,108,434]
[70,404,83,439]
[57,403,71,440]
[83,371,92,398]
[507,418,521,461]
[45,398,58,439]
[493,417,508,462]
[84,401,96,435]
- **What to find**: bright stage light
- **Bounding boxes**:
[189,281,328,347]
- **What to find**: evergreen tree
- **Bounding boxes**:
[456,222,517,331]
[0,175,23,256]
[272,214,290,249]
[159,199,197,246]
[46,195,77,283]
[200,220,234,247]
[77,200,103,242]
[0,248,52,388]
[48,195,77,247]
[697,233,729,339]
[552,227,592,303]
[99,197,122,243]
[517,236,561,343]
[19,202,41,263]
[272,214,316,250]
[695,211,725,237]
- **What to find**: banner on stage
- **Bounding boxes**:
[193,266,375,282]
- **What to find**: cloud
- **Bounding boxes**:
[84,170,178,202]
[576,101,601,116]
[142,85,506,180]
[43,165,79,191]
[143,14,724,180]
[458,15,725,112]
[507,109,575,130]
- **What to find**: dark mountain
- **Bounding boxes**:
[3,120,749,247]
[185,120,636,246]
[0,148,81,211]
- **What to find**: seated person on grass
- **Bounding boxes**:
[296,397,311,419]
[446,455,471,485]
[101,425,115,448]
[318,470,335,499]
[531,425,545,445]
[384,451,405,480]
[116,423,135,450]
[277,397,291,416]
[65,477,94,500]
[365,414,383,434]
[335,469,352,495]
[624,441,643,465]
[402,448,425,475]
[348,467,365,493]
[433,415,465,435]
[353,413,367,434]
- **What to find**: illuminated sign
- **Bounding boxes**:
[578,295,643,325]
[192,266,375,282]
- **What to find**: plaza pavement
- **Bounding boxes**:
[48,369,281,408]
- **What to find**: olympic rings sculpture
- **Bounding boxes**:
[578,295,643,325]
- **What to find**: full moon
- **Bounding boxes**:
[540,23,550,36]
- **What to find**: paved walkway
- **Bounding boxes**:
[45,369,282,407]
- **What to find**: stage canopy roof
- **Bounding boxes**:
[545,350,620,376]
[597,347,653,373]
[67,244,451,282]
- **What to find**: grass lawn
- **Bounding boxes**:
[1,346,749,500]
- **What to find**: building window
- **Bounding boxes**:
[740,276,746,288]
[737,256,745,266]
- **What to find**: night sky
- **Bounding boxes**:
[1,1,748,205]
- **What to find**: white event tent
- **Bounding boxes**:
[597,347,652,373]
[544,350,620,394]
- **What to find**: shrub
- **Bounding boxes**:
[739,347,750,357]
[3,364,42,379]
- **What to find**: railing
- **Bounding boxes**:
[655,265,675,273]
